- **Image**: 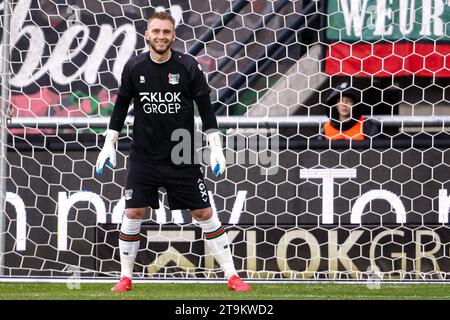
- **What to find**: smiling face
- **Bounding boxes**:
[336,95,354,121]
[145,18,176,56]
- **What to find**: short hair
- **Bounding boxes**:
[147,11,175,28]
[341,94,354,102]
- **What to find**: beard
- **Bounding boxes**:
[148,38,173,55]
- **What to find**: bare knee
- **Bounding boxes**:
[191,207,213,221]
[125,208,146,219]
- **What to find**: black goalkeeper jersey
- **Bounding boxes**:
[111,50,215,165]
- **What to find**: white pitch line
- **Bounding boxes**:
[0,277,449,285]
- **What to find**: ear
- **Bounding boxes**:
[144,30,150,41]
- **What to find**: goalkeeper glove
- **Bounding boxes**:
[207,131,226,177]
[96,129,119,174]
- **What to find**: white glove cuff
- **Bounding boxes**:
[207,131,222,148]
[105,129,119,143]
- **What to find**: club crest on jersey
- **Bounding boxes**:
[168,73,180,85]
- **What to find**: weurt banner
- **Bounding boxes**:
[324,0,450,77]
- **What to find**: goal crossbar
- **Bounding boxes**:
[7,116,450,129]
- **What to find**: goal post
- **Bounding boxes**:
[1,0,450,282]
[0,0,13,277]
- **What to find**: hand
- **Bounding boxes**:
[96,129,119,174]
[207,131,226,177]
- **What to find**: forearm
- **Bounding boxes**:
[197,94,225,176]
[195,94,218,132]
[109,94,132,132]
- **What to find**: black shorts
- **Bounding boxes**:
[124,159,211,210]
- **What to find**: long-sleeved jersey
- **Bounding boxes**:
[109,50,218,165]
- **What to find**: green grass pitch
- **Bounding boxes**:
[0,282,449,300]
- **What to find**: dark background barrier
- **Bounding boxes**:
[3,134,450,278]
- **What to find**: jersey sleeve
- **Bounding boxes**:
[109,61,134,131]
[195,94,218,132]
[117,60,134,99]
[189,59,218,131]
[190,61,211,99]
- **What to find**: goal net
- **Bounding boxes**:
[1,0,450,281]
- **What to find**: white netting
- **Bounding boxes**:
[1,0,450,281]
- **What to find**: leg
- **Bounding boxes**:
[191,207,213,221]
[112,207,145,292]
[125,208,146,220]
[119,208,146,277]
[166,165,251,291]
[112,158,161,291]
[192,207,252,291]
[192,207,236,278]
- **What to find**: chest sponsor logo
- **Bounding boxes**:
[168,73,180,85]
[139,92,181,114]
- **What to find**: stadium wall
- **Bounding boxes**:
[4,135,450,279]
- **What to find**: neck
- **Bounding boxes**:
[339,115,350,122]
[150,49,172,63]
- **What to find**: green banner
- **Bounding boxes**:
[326,0,450,42]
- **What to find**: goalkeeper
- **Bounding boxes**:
[96,11,251,292]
